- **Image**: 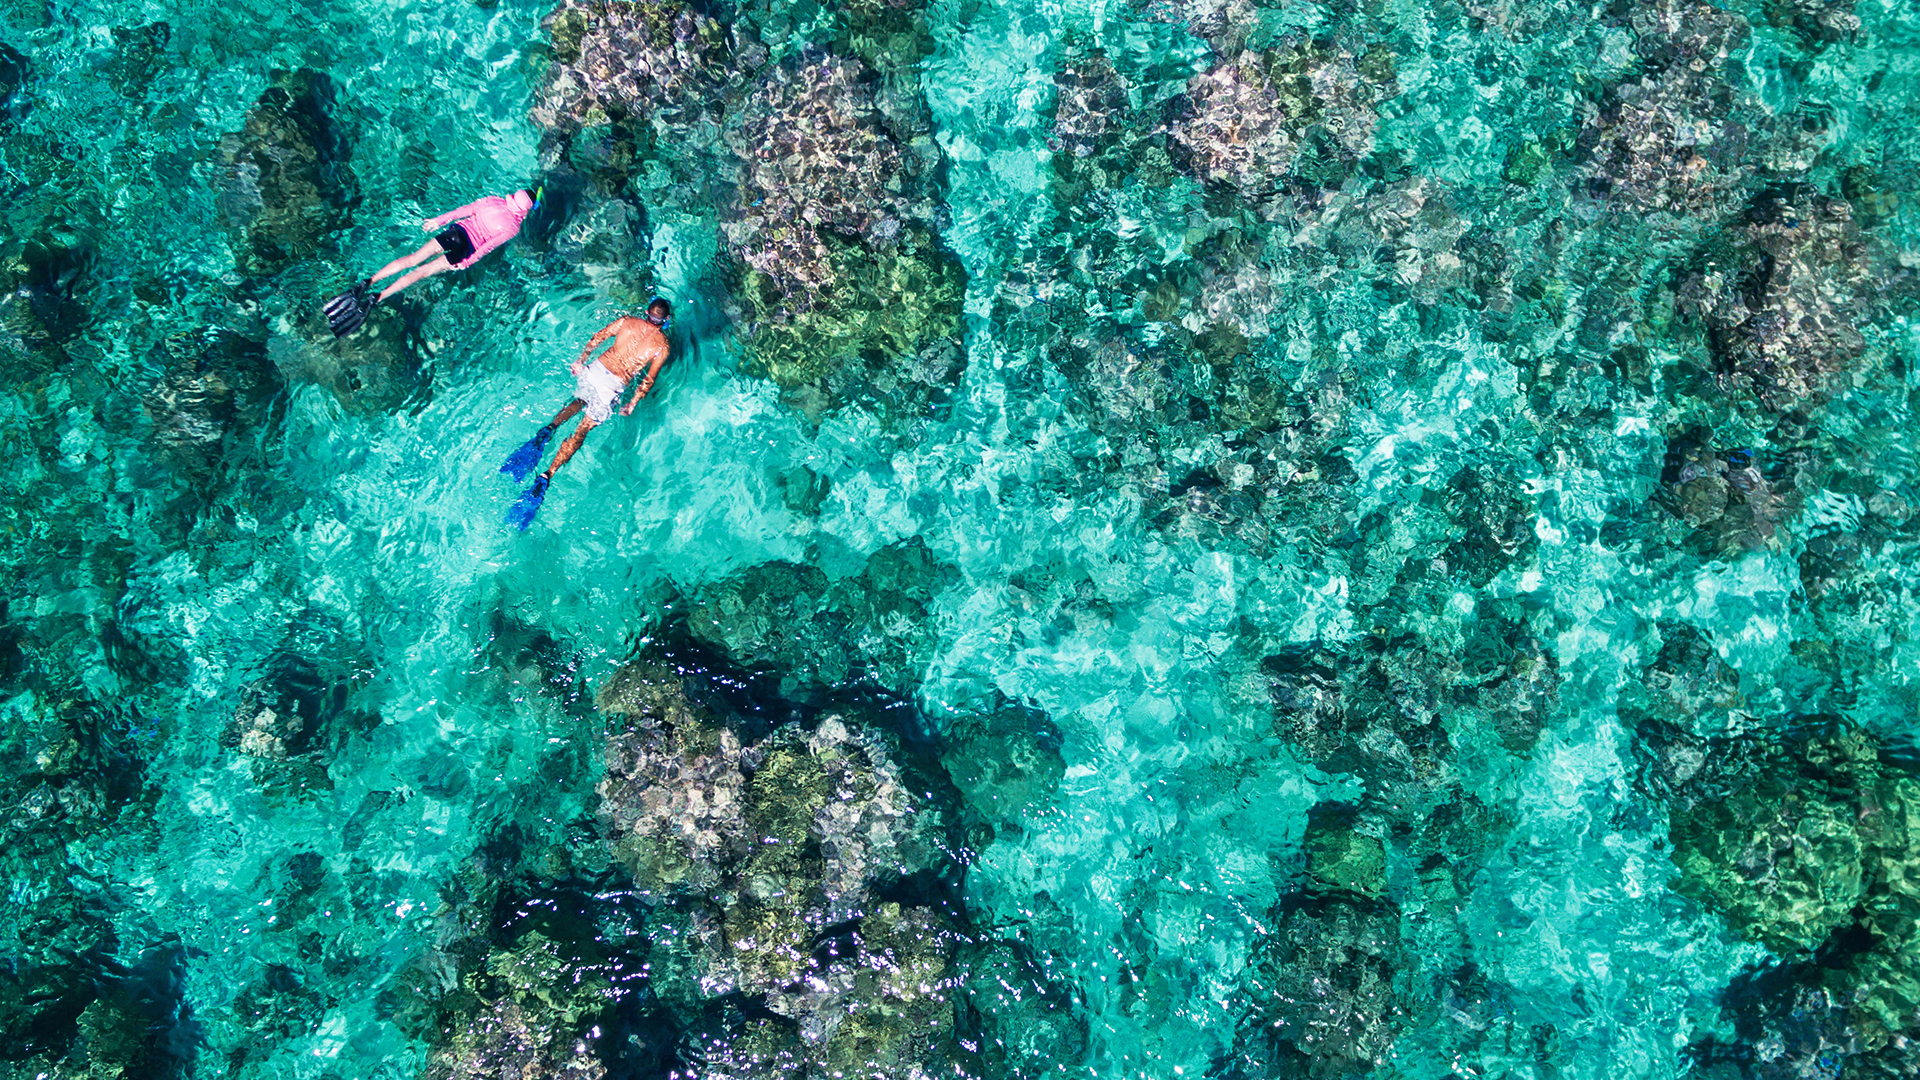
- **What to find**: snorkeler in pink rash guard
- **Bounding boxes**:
[324,188,538,337]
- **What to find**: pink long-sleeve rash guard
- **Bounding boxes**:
[425,190,533,269]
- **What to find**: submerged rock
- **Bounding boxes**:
[1267,609,1557,799]
[141,327,282,479]
[1657,432,1794,551]
[1654,723,1905,954]
[218,615,377,795]
[422,930,612,1080]
[0,236,93,377]
[5,939,202,1080]
[216,70,354,276]
[1646,721,1920,1073]
[269,303,428,414]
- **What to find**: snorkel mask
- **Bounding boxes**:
[645,296,673,333]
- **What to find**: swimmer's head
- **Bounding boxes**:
[646,297,673,331]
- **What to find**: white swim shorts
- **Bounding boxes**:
[574,360,625,423]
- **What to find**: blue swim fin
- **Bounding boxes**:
[499,425,554,482]
[505,476,549,531]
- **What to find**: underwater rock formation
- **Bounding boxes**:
[684,537,957,696]
[1677,189,1877,413]
[724,54,932,280]
[1168,42,1397,199]
[0,693,158,1074]
[3,939,202,1080]
[1267,605,1557,799]
[218,615,377,796]
[216,70,353,276]
[1048,50,1177,203]
[268,303,428,415]
[1652,723,1912,955]
[1577,0,1752,217]
[1763,0,1861,47]
[421,930,612,1080]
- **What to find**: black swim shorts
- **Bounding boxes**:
[435,222,476,265]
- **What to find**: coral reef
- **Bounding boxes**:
[1048,49,1176,203]
[1242,894,1408,1077]
[736,227,967,418]
[0,928,199,1080]
[1657,432,1795,551]
[721,54,966,410]
[724,55,934,292]
[0,236,92,378]
[268,302,428,414]
[140,327,282,480]
[1677,189,1878,413]
[1763,0,1861,47]
[1576,0,1753,217]
[1168,42,1397,198]
[533,8,966,415]
[588,657,968,1076]
[684,537,957,696]
[217,615,376,795]
[530,0,738,138]
[1267,606,1557,797]
[1641,721,1920,1075]
[1650,723,1907,954]
[216,70,353,276]
[421,930,612,1080]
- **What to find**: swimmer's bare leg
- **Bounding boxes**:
[370,242,442,285]
[542,417,598,479]
[546,400,583,429]
[376,255,454,301]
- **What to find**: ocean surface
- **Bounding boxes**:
[1,0,1917,1077]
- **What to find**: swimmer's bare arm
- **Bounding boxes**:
[619,339,671,416]
[571,319,624,377]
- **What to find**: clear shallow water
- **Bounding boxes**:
[1,0,1917,1078]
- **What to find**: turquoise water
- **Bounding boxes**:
[2,0,1918,1077]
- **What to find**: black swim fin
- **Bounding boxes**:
[323,280,377,338]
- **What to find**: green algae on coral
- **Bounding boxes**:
[738,227,966,413]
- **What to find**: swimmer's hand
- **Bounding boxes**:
[621,398,638,417]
